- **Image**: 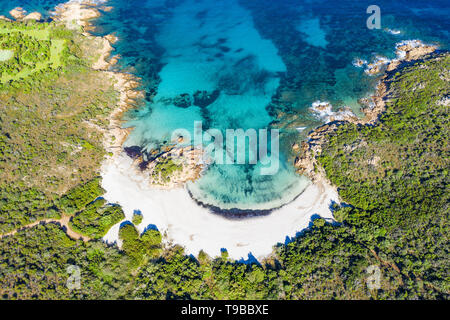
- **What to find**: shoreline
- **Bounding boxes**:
[97,8,439,260]
[295,40,438,182]
[51,0,144,158]
[0,1,142,240]
[3,1,143,159]
[101,153,339,260]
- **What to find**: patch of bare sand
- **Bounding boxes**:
[101,154,338,260]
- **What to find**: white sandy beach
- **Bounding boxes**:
[102,153,339,261]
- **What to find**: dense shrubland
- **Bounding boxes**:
[70,199,125,239]
[315,53,450,298]
[0,224,131,299]
[0,20,118,233]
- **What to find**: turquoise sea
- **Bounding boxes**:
[2,0,449,212]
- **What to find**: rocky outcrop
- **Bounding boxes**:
[103,72,143,157]
[294,141,315,177]
[51,3,120,71]
[104,34,119,44]
[310,101,358,123]
[0,15,12,22]
[23,12,43,21]
[294,79,388,181]
[49,1,142,161]
[294,40,436,181]
[294,122,341,181]
[365,56,391,75]
[52,2,101,31]
[387,41,437,71]
[100,6,114,12]
[8,7,42,21]
[91,36,114,70]
[352,58,368,68]
[359,82,387,124]
[9,7,26,20]
[127,144,208,189]
[396,40,437,62]
[354,40,438,76]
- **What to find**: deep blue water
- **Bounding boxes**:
[2,0,448,211]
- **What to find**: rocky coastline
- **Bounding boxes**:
[354,39,438,76]
[2,2,143,162]
[50,1,210,190]
[2,7,43,22]
[294,42,438,184]
[49,1,144,159]
[124,143,208,189]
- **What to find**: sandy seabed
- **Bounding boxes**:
[102,154,339,261]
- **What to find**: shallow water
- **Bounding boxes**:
[89,0,449,212]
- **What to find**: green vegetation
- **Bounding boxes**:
[0,187,60,233]
[315,53,450,298]
[151,157,182,183]
[0,18,447,300]
[0,221,378,300]
[0,224,131,299]
[132,212,143,225]
[0,21,75,88]
[58,178,104,215]
[0,20,118,233]
[70,199,125,239]
[0,178,106,234]
[130,52,449,299]
[119,224,162,270]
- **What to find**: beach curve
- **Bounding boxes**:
[101,153,338,261]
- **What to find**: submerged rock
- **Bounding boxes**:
[173,93,192,108]
[193,90,220,108]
